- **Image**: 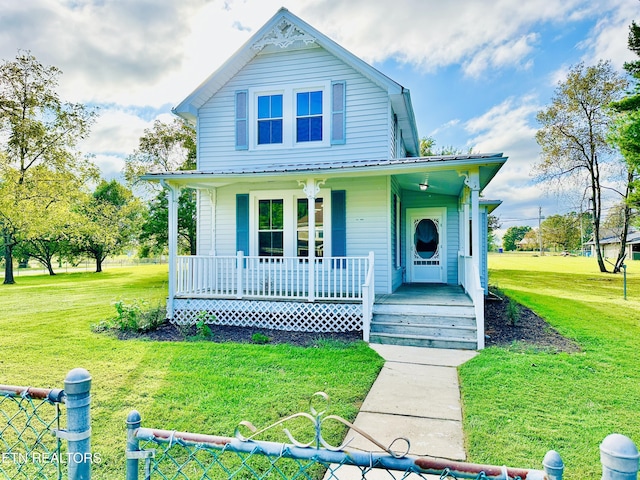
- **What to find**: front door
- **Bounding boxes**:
[407,208,446,283]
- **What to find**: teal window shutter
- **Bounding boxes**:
[236,194,249,254]
[235,90,248,150]
[331,190,346,263]
[331,81,346,145]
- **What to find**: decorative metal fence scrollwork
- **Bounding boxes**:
[125,392,566,480]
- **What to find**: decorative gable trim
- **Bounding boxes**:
[252,17,317,50]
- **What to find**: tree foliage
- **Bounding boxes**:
[126,119,197,256]
[0,51,97,283]
[534,61,627,272]
[487,215,501,252]
[125,119,196,185]
[419,136,471,156]
[72,180,144,272]
[502,226,531,251]
[541,213,581,251]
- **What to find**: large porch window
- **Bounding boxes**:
[258,199,284,256]
[250,190,331,258]
[297,197,324,257]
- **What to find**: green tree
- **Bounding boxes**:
[139,189,197,256]
[419,136,471,156]
[72,180,144,272]
[502,225,532,251]
[487,215,501,252]
[0,52,97,284]
[126,119,197,256]
[535,61,627,272]
[541,213,581,251]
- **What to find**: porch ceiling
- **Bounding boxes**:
[142,153,506,195]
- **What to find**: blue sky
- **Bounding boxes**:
[0,0,637,233]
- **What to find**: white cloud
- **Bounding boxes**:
[301,0,590,75]
[79,108,152,158]
[462,95,550,223]
[578,0,637,69]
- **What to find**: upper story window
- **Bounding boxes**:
[237,81,345,150]
[296,91,323,143]
[257,94,283,145]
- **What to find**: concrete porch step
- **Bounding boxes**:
[370,320,476,340]
[369,332,477,350]
[372,313,476,328]
[373,303,475,317]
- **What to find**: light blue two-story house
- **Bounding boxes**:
[144,8,506,349]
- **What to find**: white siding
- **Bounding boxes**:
[197,47,390,170]
[199,176,392,294]
[329,177,390,294]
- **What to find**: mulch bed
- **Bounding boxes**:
[117,322,361,346]
[117,292,580,352]
[484,292,580,353]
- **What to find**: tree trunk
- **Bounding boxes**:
[45,259,56,276]
[3,232,16,284]
[591,174,608,273]
[95,256,103,273]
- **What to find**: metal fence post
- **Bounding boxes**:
[126,410,141,480]
[542,450,564,480]
[601,434,639,480]
[64,368,92,480]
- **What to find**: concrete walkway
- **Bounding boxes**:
[332,344,477,478]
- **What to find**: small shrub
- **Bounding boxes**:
[506,298,521,326]
[96,300,167,333]
[194,320,213,340]
[251,332,271,344]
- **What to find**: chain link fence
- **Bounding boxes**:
[124,394,565,480]
[0,369,92,480]
[0,386,66,480]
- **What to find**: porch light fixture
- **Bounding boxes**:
[419,183,429,191]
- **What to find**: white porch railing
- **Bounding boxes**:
[176,252,372,302]
[460,254,485,349]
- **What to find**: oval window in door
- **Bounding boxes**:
[415,219,439,259]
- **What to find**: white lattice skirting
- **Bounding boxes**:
[171,299,363,332]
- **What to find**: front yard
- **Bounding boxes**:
[0,265,384,479]
[460,254,640,480]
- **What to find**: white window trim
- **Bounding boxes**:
[248,188,332,257]
[248,81,331,150]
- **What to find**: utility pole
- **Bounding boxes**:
[538,206,544,256]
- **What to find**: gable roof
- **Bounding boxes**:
[172,7,420,155]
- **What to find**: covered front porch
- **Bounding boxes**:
[167,251,485,348]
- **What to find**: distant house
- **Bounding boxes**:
[143,8,507,349]
[586,229,640,261]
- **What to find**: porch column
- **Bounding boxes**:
[207,188,217,256]
[161,180,180,320]
[465,170,481,271]
[300,178,325,302]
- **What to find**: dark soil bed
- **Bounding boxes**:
[117,322,361,346]
[117,292,580,352]
[484,292,580,353]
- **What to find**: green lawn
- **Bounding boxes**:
[0,265,384,479]
[460,254,640,480]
